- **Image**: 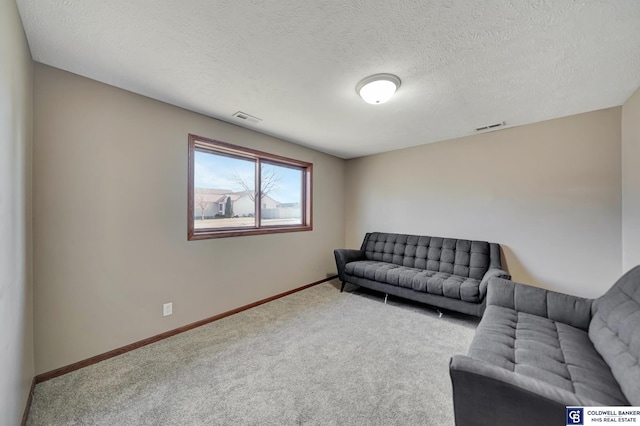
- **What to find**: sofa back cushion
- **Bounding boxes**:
[589,265,640,405]
[362,232,500,280]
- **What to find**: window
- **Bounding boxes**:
[188,134,312,240]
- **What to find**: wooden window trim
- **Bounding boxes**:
[188,134,313,240]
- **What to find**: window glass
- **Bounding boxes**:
[260,162,303,227]
[194,150,256,229]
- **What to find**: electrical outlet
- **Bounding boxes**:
[163,302,173,317]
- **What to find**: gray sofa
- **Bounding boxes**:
[334,232,510,316]
[450,266,640,426]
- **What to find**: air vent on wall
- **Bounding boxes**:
[475,121,505,132]
[232,111,262,125]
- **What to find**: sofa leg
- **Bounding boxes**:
[384,293,388,304]
[340,281,346,292]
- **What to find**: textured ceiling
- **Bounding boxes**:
[16,0,640,159]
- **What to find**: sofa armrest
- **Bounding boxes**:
[487,277,593,330]
[450,355,599,426]
[479,268,511,298]
[333,249,364,282]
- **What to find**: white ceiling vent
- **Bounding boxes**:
[232,111,262,125]
[475,121,505,132]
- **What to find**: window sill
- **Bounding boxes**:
[188,224,313,240]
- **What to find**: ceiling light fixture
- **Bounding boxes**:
[356,73,401,105]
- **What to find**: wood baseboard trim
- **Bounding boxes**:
[21,377,36,426]
[34,276,338,384]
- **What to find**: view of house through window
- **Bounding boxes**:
[193,151,256,229]
[188,134,312,239]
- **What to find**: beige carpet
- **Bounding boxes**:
[27,280,478,425]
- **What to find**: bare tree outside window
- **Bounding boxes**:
[195,194,210,220]
[231,168,281,201]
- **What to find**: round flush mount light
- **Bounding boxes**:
[356,73,401,105]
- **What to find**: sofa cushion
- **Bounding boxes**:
[468,305,628,406]
[589,265,640,405]
[344,260,483,302]
[362,232,493,280]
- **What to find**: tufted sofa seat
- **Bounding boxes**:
[344,262,487,303]
[467,307,627,405]
[334,232,510,316]
[450,266,640,426]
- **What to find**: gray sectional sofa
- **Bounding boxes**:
[334,232,510,316]
[450,266,640,426]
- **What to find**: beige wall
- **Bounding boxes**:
[345,108,622,298]
[0,0,34,423]
[33,64,345,374]
[622,87,640,273]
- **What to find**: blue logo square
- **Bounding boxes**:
[567,407,584,425]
